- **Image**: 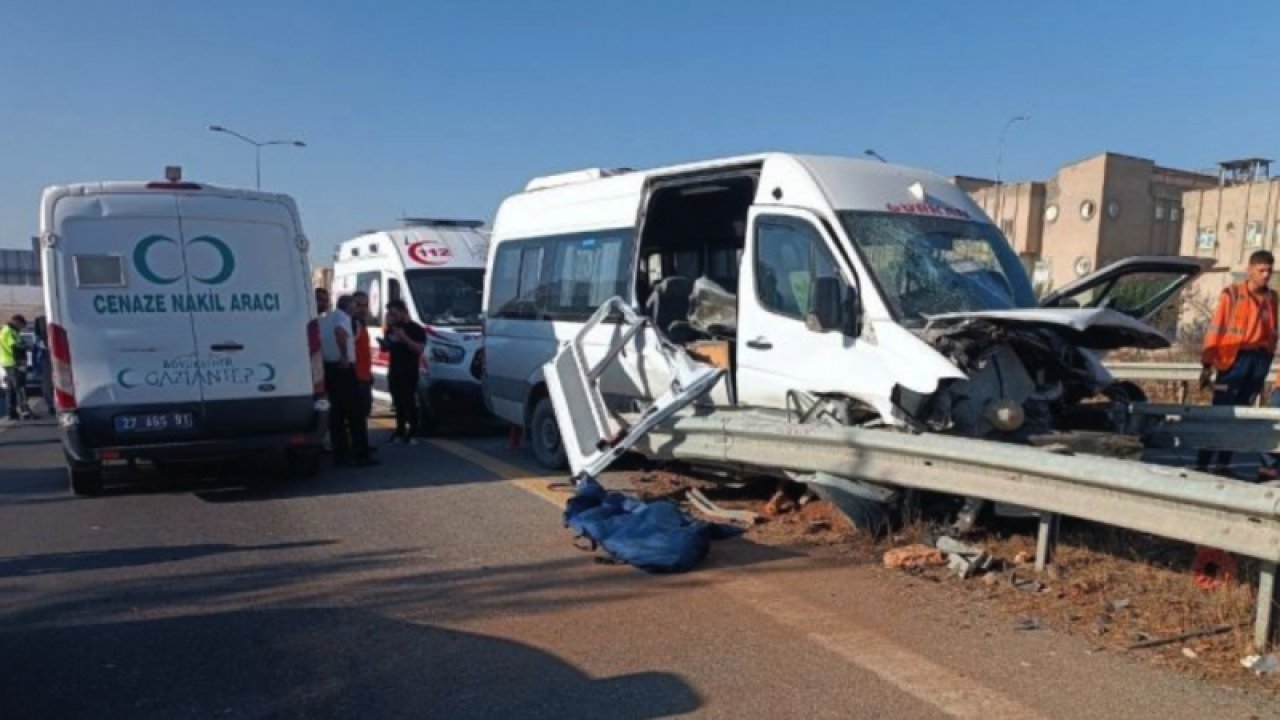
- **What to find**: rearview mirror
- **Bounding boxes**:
[843,288,862,338]
[805,276,844,333]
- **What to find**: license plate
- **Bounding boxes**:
[114,412,195,434]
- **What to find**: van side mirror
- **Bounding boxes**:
[805,276,844,333]
[843,289,862,337]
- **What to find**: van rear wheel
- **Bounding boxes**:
[530,397,568,470]
[68,460,104,497]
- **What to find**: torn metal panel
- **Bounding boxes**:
[544,296,724,479]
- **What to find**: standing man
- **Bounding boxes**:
[1197,250,1278,476]
[351,291,375,426]
[321,295,377,467]
[382,300,426,444]
[1,314,30,421]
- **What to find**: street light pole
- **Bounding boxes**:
[994,114,1031,229]
[207,125,306,189]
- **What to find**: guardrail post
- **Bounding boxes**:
[1255,561,1277,651]
[1035,512,1059,572]
[1178,381,1189,405]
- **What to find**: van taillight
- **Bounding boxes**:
[307,320,325,396]
[49,323,77,411]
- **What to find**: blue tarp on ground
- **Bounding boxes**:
[564,477,742,574]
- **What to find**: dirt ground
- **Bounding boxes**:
[624,468,1280,695]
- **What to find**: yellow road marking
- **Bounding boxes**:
[426,438,570,509]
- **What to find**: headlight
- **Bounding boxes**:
[984,399,1026,432]
[430,343,466,364]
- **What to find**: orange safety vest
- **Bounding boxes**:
[1202,282,1279,371]
[354,322,372,382]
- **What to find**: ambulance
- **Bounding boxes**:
[332,219,488,429]
[40,169,327,495]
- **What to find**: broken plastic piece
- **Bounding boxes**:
[1241,654,1279,675]
[686,488,760,526]
[936,536,995,579]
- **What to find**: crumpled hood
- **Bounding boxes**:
[924,307,1170,350]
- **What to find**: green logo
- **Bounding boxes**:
[134,234,236,286]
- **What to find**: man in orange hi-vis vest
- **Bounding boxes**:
[1197,250,1277,477]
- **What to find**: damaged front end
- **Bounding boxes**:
[910,308,1168,446]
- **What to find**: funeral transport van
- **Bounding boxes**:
[40,169,327,495]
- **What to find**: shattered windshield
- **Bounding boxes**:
[406,268,485,327]
[839,211,1036,326]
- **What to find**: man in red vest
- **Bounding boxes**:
[1198,250,1277,476]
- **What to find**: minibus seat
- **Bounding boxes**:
[689,276,737,337]
[646,276,703,343]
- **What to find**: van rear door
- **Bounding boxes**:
[50,191,205,436]
[175,193,314,436]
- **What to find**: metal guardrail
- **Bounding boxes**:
[1106,360,1280,383]
[626,409,1280,649]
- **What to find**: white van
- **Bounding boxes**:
[483,154,1208,469]
[41,171,327,495]
[332,219,488,428]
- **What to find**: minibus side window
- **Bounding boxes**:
[755,219,843,321]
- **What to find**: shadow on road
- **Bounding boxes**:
[0,540,337,579]
[6,538,798,631]
[0,608,701,720]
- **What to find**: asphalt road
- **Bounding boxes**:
[1,416,1277,719]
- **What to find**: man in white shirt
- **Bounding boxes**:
[322,295,376,467]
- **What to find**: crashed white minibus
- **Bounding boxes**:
[482,153,1207,470]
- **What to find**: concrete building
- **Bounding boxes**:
[0,239,43,321]
[1179,159,1280,296]
[964,152,1217,292]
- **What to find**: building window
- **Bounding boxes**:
[1247,221,1265,248]
[1197,228,1217,250]
[1080,200,1097,220]
[1000,219,1015,237]
[1171,206,1182,222]
[1044,204,1059,223]
[1106,200,1121,219]
[1275,220,1280,244]
[1154,203,1165,220]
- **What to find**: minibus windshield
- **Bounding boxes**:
[839,211,1036,326]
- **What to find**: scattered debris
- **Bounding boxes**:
[981,572,1002,586]
[936,536,995,579]
[1182,647,1198,660]
[1015,616,1042,631]
[763,485,795,517]
[1241,654,1280,676]
[1104,598,1131,614]
[1009,570,1046,594]
[883,544,947,570]
[686,488,761,526]
[1045,564,1063,581]
[1013,551,1032,565]
[1127,625,1236,651]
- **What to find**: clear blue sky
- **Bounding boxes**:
[2,1,1276,263]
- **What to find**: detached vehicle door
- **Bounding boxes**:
[1039,256,1214,323]
[175,192,315,439]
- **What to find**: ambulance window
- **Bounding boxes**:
[388,278,402,303]
[354,271,383,325]
[74,255,126,288]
